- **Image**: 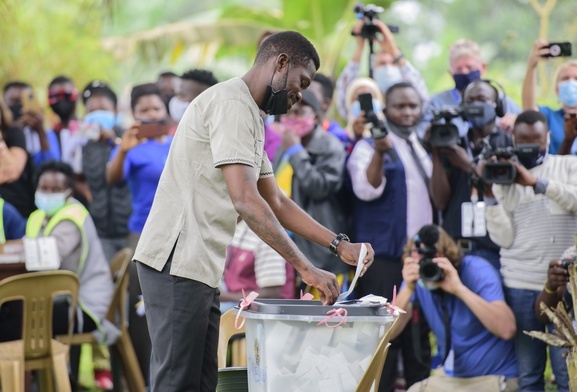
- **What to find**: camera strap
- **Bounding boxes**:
[440,294,453,365]
[406,137,431,192]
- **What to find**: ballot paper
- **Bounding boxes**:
[337,243,367,301]
[24,237,60,271]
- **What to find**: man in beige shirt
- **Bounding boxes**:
[134,31,375,391]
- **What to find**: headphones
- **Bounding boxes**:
[462,79,507,118]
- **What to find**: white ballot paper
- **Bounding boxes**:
[337,243,367,301]
[24,237,61,271]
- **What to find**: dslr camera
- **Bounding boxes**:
[560,256,576,270]
[429,105,484,147]
[352,3,399,40]
[482,143,540,184]
[416,226,444,283]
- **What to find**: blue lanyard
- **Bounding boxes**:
[451,88,461,104]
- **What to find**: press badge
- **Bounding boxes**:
[461,200,486,237]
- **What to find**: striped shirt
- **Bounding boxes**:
[486,155,577,291]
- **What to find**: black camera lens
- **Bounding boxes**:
[419,258,444,282]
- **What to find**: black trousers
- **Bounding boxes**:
[355,257,431,392]
[137,256,220,392]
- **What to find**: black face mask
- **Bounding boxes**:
[50,100,76,120]
[9,104,22,121]
[261,63,289,115]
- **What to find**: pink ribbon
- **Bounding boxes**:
[386,284,406,314]
[235,290,259,329]
[317,308,348,328]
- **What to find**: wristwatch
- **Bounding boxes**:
[329,233,350,256]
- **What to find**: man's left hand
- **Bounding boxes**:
[282,128,301,150]
[498,114,517,133]
[510,160,537,187]
[429,257,465,295]
[337,241,375,277]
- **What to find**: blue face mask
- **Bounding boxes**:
[418,279,440,291]
[351,99,383,119]
[35,191,69,217]
[84,110,117,130]
[558,80,577,108]
[453,70,481,92]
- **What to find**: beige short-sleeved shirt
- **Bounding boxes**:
[133,77,274,288]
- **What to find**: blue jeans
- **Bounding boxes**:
[505,287,569,392]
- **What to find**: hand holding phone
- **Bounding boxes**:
[540,42,572,58]
[358,93,388,139]
[136,119,169,139]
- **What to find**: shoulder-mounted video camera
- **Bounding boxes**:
[481,143,541,184]
[429,106,484,147]
[352,3,399,41]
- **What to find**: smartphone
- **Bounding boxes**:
[358,93,374,115]
[21,88,41,112]
[136,119,169,139]
[541,42,572,58]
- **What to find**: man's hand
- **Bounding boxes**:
[352,111,367,140]
[374,20,403,61]
[281,128,301,150]
[564,111,577,142]
[402,255,420,292]
[438,145,471,173]
[300,267,340,305]
[429,257,465,295]
[337,242,375,276]
[351,20,366,55]
[498,114,517,133]
[528,39,551,68]
[374,135,393,154]
[19,109,45,133]
[546,260,569,292]
[510,160,538,187]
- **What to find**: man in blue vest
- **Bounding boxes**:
[347,82,433,391]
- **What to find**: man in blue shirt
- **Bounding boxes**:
[393,224,518,392]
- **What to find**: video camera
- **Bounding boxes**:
[429,106,484,147]
[416,225,443,283]
[358,93,388,139]
[352,3,399,41]
[481,143,540,185]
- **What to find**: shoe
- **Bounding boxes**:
[94,369,114,391]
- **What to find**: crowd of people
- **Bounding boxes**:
[0,22,576,392]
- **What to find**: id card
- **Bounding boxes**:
[24,237,61,271]
[461,201,486,237]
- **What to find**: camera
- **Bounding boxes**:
[352,3,399,40]
[358,93,388,139]
[429,105,483,147]
[416,225,443,283]
[560,256,576,270]
[482,143,540,184]
[541,42,572,58]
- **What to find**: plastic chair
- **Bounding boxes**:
[355,316,399,392]
[217,309,247,369]
[55,248,145,392]
[0,270,80,392]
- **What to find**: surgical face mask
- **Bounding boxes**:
[462,101,497,129]
[453,70,481,92]
[351,99,383,119]
[262,64,290,115]
[418,279,440,291]
[84,110,117,130]
[35,191,69,217]
[281,115,316,137]
[168,96,190,123]
[373,65,403,94]
[558,79,577,108]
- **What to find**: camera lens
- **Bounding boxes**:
[550,44,561,57]
[419,259,444,282]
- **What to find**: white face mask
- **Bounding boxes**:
[168,96,190,123]
[35,191,70,217]
[373,65,403,94]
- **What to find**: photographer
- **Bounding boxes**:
[534,246,575,325]
[335,9,428,120]
[430,80,512,270]
[393,224,518,392]
[522,39,577,155]
[347,82,432,391]
[483,110,577,391]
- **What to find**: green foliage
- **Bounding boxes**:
[0,0,116,105]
